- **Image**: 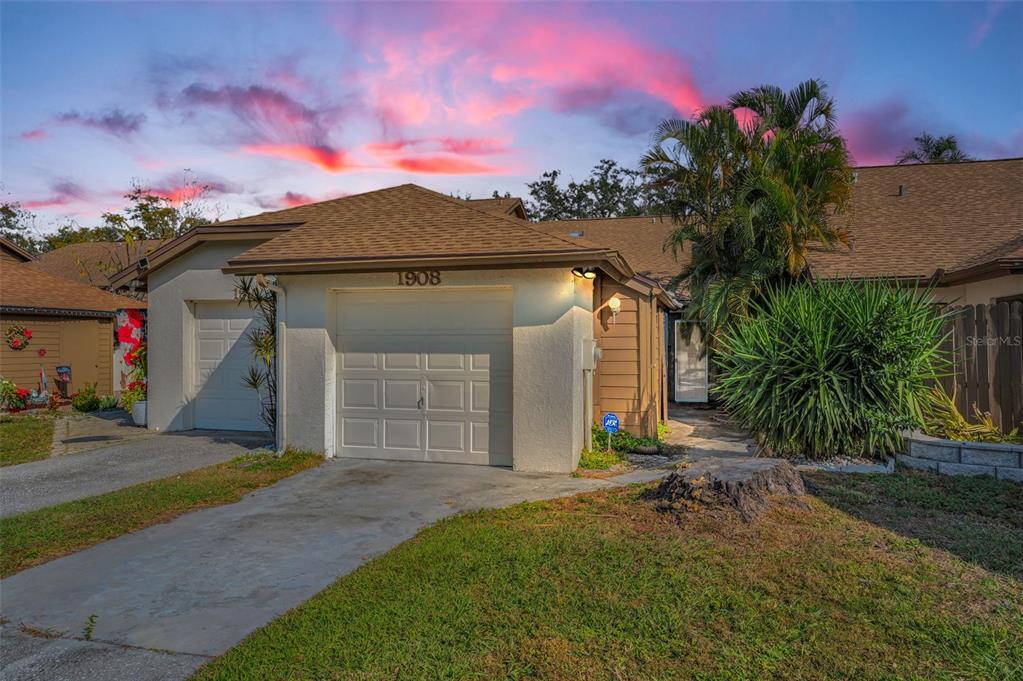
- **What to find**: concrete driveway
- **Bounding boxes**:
[0,458,664,681]
[0,430,273,518]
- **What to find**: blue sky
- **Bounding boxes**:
[2,1,1020,231]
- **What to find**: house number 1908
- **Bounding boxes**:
[397,270,441,286]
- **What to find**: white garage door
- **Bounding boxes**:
[336,288,512,465]
[193,301,266,432]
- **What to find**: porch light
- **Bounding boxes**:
[572,267,597,279]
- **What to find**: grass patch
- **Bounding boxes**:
[806,467,1023,579]
[0,414,54,467]
[577,447,625,470]
[0,449,321,577]
[194,471,1022,681]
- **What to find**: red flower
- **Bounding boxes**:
[11,339,21,349]
[16,388,30,399]
[22,329,32,339]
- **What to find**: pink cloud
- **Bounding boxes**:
[22,180,89,210]
[365,136,509,156]
[970,1,1006,47]
[20,128,48,141]
[390,156,501,174]
[242,143,354,172]
[340,4,704,136]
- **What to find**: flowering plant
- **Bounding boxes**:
[0,378,30,411]
[5,325,32,350]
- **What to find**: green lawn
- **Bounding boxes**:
[194,470,1022,681]
[0,414,54,466]
[0,449,322,577]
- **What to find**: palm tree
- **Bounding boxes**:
[896,133,973,164]
[731,80,853,275]
[643,79,854,337]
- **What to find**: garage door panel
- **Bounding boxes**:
[382,351,420,371]
[341,418,378,447]
[193,302,265,432]
[427,381,464,411]
[383,419,421,449]
[341,380,377,409]
[341,351,377,370]
[427,420,464,452]
[383,380,420,409]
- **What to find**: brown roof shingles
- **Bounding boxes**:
[228,184,601,266]
[1,262,145,314]
[540,216,686,284]
[808,158,1023,279]
[27,240,164,288]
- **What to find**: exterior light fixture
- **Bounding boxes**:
[572,267,597,279]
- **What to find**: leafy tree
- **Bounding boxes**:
[98,178,212,242]
[897,133,973,165]
[0,201,40,253]
[523,159,666,221]
[643,79,854,338]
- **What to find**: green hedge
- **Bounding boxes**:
[714,280,947,459]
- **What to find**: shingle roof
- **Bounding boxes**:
[27,240,164,288]
[1,262,145,314]
[808,158,1023,279]
[463,197,527,219]
[0,238,35,263]
[228,184,604,267]
[540,215,685,284]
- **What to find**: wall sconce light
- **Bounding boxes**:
[571,266,597,279]
[607,296,622,318]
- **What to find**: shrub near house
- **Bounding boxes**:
[714,280,946,459]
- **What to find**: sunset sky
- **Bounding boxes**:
[2,1,1021,231]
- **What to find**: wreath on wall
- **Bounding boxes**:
[5,324,32,350]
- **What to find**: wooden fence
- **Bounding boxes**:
[938,301,1023,432]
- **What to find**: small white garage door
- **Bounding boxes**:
[336,288,512,465]
[193,301,266,432]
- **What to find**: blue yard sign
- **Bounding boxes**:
[602,413,620,434]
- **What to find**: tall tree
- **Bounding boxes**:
[0,201,39,253]
[523,159,665,221]
[643,79,853,337]
[896,133,973,164]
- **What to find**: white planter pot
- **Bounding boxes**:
[131,400,147,427]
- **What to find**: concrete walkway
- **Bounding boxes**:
[0,459,666,681]
[664,405,755,460]
[49,410,155,458]
[0,430,272,518]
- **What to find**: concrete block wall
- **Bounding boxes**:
[898,435,1023,482]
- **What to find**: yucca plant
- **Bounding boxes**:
[714,280,948,459]
[235,276,277,435]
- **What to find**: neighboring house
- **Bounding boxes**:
[1,238,35,266]
[27,239,164,294]
[549,158,1023,404]
[0,238,145,396]
[109,185,675,472]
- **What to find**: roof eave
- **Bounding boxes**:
[937,259,1023,286]
[223,249,632,279]
[107,224,297,290]
[0,305,119,318]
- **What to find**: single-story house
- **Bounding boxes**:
[109,185,675,472]
[109,158,1022,472]
[1,238,145,396]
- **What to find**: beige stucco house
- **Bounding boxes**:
[110,185,675,473]
[110,158,1021,473]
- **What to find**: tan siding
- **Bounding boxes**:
[0,315,115,396]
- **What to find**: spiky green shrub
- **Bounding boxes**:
[714,280,947,459]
